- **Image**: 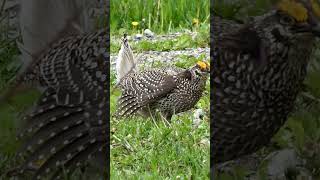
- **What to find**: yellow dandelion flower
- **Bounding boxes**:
[277,0,308,22]
[132,21,139,26]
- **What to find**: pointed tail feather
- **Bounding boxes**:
[116,34,137,84]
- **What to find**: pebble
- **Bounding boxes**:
[193,109,205,128]
[144,29,155,39]
[133,34,143,41]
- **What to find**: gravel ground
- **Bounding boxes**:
[110,47,210,70]
[110,31,210,71]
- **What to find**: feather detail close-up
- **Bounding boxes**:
[0,0,109,179]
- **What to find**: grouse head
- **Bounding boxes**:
[252,0,320,43]
[189,61,210,82]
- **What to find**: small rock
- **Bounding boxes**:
[133,34,143,41]
[144,29,155,39]
[193,109,205,128]
[267,149,302,178]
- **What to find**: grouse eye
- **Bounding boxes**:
[280,15,295,25]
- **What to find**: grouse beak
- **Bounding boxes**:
[294,16,320,35]
[202,66,210,73]
[204,68,210,73]
[307,12,320,36]
[205,64,210,73]
[307,1,320,37]
[295,19,320,37]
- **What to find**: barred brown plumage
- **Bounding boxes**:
[4,0,109,179]
[15,29,109,179]
[115,35,209,120]
[212,0,320,165]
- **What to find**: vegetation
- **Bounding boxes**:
[110,0,210,35]
[110,24,209,54]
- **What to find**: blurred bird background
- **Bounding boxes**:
[214,0,320,179]
[0,0,107,178]
[110,0,210,179]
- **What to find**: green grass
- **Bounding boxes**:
[110,115,210,179]
[110,0,210,35]
[0,36,42,178]
[0,39,20,89]
[110,40,210,179]
[110,23,209,54]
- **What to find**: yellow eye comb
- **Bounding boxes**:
[197,61,210,71]
[277,0,308,22]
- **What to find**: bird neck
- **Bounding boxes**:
[251,35,314,100]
